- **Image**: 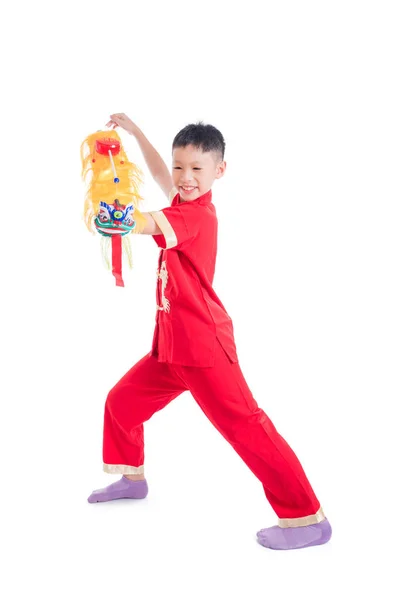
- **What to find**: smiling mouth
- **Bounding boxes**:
[180,186,197,193]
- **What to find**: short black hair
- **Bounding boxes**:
[172,121,225,162]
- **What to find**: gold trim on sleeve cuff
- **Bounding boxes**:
[278,507,326,528]
[149,211,178,249]
[103,463,145,475]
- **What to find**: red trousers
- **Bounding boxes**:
[103,340,322,521]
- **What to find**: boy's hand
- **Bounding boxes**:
[106,113,138,136]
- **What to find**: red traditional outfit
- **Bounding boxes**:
[102,187,325,526]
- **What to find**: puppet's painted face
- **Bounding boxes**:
[94,200,136,236]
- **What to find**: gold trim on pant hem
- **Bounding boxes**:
[278,507,326,528]
[103,463,144,475]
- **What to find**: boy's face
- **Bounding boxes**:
[172,144,226,201]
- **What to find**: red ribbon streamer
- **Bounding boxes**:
[111,235,124,287]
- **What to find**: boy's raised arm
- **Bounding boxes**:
[107,113,173,199]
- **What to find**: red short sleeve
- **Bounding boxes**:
[150,202,203,250]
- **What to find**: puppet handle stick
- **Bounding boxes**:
[108,150,120,183]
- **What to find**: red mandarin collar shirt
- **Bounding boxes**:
[149,187,238,367]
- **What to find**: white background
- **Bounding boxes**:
[1,1,399,598]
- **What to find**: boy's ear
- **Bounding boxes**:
[216,160,227,179]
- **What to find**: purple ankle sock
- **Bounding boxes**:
[87,476,148,503]
[257,519,332,550]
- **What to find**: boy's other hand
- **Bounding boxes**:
[106,113,138,136]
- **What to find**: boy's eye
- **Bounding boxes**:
[173,167,202,170]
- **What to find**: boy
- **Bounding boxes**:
[87,113,332,551]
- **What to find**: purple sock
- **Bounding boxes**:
[87,476,148,503]
[257,519,332,550]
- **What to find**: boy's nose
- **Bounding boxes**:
[180,171,195,182]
